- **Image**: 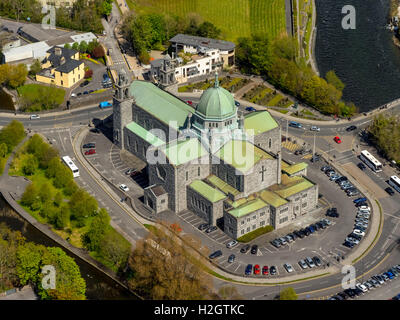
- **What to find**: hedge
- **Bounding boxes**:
[237,225,274,242]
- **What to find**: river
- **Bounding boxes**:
[315,0,400,111]
[0,198,137,300]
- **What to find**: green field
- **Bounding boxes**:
[133,0,287,41]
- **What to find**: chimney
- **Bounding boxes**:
[55,47,62,56]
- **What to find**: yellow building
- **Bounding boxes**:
[36,46,84,88]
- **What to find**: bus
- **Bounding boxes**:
[360,150,383,172]
[62,156,80,178]
[389,175,400,192]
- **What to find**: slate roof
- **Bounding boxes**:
[55,59,82,73]
[170,34,235,51]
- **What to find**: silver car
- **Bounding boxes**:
[299,259,308,269]
[310,126,320,132]
[284,263,294,273]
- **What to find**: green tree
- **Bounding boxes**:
[196,21,221,39]
[38,247,86,300]
[279,287,298,300]
[0,120,25,153]
[22,155,38,176]
[78,40,88,53]
[64,43,71,49]
[98,229,131,272]
[82,208,110,252]
[326,70,345,91]
[15,242,43,286]
[0,142,7,158]
[72,42,79,51]
[69,189,98,227]
[29,59,42,76]
[21,183,39,208]
[101,0,112,16]
[54,191,63,207]
[54,204,70,229]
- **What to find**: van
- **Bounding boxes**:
[289,121,302,128]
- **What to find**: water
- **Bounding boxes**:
[0,88,15,111]
[0,198,137,300]
[315,0,400,111]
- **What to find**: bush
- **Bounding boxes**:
[84,69,93,79]
[237,225,274,243]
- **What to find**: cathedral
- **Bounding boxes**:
[113,70,318,240]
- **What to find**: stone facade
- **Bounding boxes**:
[143,185,168,213]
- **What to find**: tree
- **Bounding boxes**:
[82,208,110,252]
[54,204,70,229]
[98,229,131,271]
[69,189,98,227]
[91,45,105,59]
[326,70,345,91]
[29,59,42,76]
[21,183,39,208]
[0,143,7,158]
[84,69,93,79]
[101,0,112,16]
[78,40,88,53]
[64,43,71,49]
[279,287,298,300]
[38,247,86,300]
[72,42,79,51]
[22,155,38,176]
[0,120,25,153]
[15,242,43,286]
[54,192,63,207]
[128,228,214,300]
[196,21,221,39]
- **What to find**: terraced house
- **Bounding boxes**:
[36,46,84,88]
[113,70,318,239]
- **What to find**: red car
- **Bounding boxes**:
[334,136,342,144]
[254,264,260,275]
[262,265,269,275]
[186,100,193,105]
[85,149,96,155]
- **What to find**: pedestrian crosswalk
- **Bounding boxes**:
[282,141,300,152]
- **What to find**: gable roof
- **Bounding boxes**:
[244,111,279,136]
[159,138,208,166]
[215,140,274,173]
[130,81,194,130]
[170,34,235,51]
[126,121,165,147]
[189,180,226,203]
[282,162,308,176]
[228,198,268,218]
[269,174,315,199]
[55,59,82,73]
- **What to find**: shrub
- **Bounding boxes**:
[237,225,274,243]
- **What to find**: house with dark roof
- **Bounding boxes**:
[36,46,84,88]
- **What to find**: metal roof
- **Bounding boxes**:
[244,111,279,136]
[170,34,235,51]
[126,121,165,147]
[228,198,268,218]
[282,162,308,176]
[160,138,208,166]
[130,81,194,130]
[189,180,226,203]
[269,174,315,199]
[206,174,240,197]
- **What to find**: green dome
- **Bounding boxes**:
[196,81,236,120]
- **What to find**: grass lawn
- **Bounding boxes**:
[133,0,286,41]
[17,84,65,112]
[267,94,284,106]
[237,225,274,242]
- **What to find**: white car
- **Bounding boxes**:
[30,114,40,120]
[226,240,238,249]
[310,126,320,132]
[353,229,365,237]
[284,263,293,273]
[359,206,370,211]
[71,93,76,97]
[119,184,129,192]
[299,259,308,269]
[356,283,368,293]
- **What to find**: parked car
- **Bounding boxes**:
[354,197,367,204]
[269,266,277,275]
[283,263,294,273]
[299,259,308,269]
[240,244,251,253]
[234,100,240,107]
[250,245,258,254]
[125,168,134,175]
[305,257,316,268]
[262,265,269,275]
[285,234,294,243]
[84,149,96,155]
[355,201,368,207]
[279,237,287,245]
[385,187,395,196]
[313,256,322,266]
[119,184,129,192]
[198,223,209,231]
[80,80,89,87]
[343,241,355,248]
[226,240,238,249]
[245,106,256,112]
[90,128,100,134]
[205,226,217,233]
[245,264,253,275]
[253,264,261,275]
[83,143,95,148]
[209,250,222,259]
[357,162,366,170]
[353,229,365,237]
[186,100,193,105]
[271,239,281,248]
[334,136,342,144]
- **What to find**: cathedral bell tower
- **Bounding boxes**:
[113,69,134,149]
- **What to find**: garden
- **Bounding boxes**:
[242,85,293,108]
[178,76,252,93]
